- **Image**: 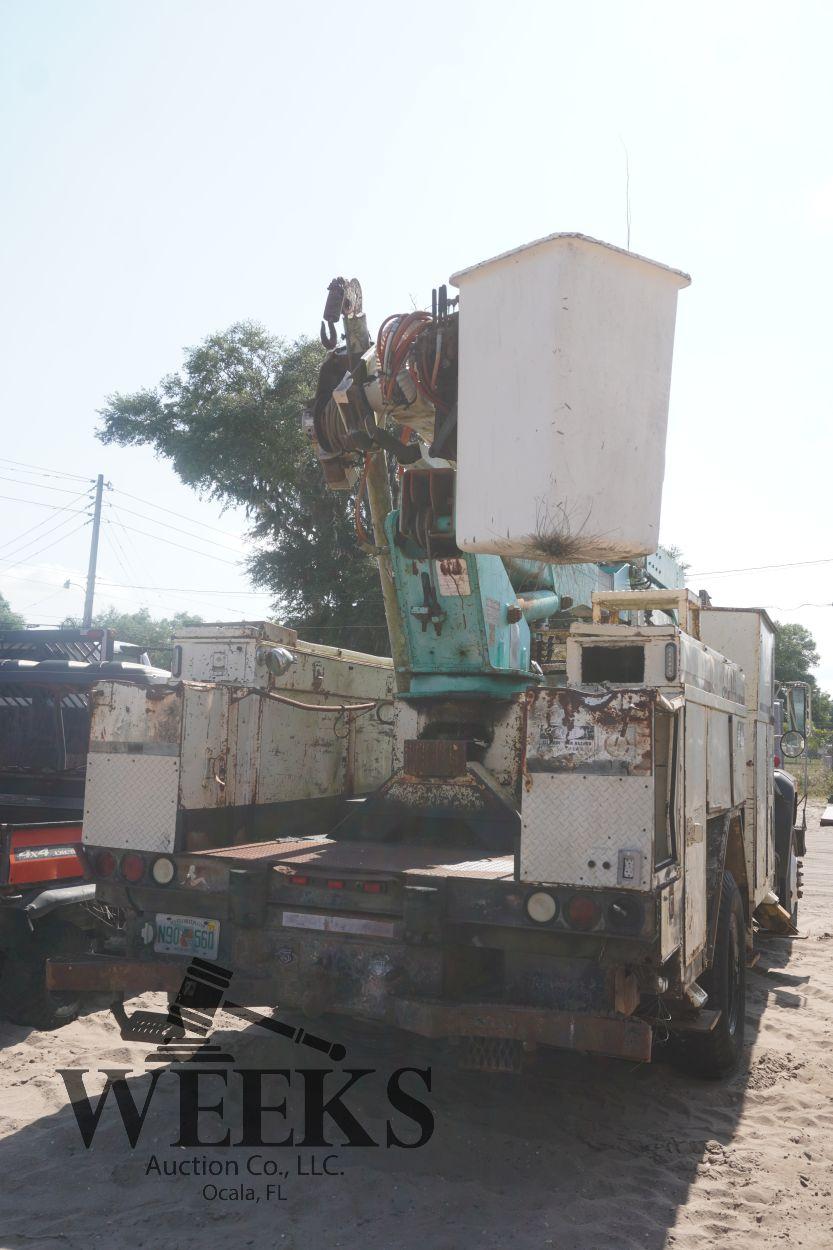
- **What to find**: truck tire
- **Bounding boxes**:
[679,871,746,1079]
[774,770,800,922]
[777,834,800,927]
[0,915,88,1031]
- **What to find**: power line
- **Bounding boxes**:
[0,493,90,516]
[104,501,243,555]
[689,556,833,578]
[0,487,93,561]
[0,519,91,577]
[107,505,161,587]
[0,457,92,482]
[110,486,245,540]
[103,525,136,586]
[0,506,93,567]
[0,571,72,592]
[97,579,272,593]
[23,586,72,613]
[763,602,833,612]
[0,472,94,495]
[103,518,241,567]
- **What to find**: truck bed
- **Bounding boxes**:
[198,836,514,881]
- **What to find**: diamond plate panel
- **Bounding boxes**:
[520,774,652,888]
[83,752,179,852]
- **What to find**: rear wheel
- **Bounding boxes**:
[677,871,746,1079]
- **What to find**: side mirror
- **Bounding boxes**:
[781,729,806,759]
[787,685,810,736]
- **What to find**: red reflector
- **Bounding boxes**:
[290,875,309,886]
[120,852,145,883]
[327,880,344,890]
[95,850,117,878]
[362,882,383,894]
[774,755,781,768]
[566,893,600,931]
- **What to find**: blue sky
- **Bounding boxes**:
[1,1,832,685]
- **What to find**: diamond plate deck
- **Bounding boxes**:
[199,837,514,879]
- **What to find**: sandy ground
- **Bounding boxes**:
[2,806,833,1250]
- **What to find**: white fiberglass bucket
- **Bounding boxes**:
[451,233,690,564]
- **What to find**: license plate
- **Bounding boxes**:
[154,913,220,960]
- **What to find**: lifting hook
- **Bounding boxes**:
[320,276,347,349]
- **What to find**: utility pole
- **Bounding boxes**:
[82,474,104,629]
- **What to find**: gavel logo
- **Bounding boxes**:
[143,957,347,1064]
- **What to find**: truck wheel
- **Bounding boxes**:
[678,871,746,1079]
[0,916,88,1031]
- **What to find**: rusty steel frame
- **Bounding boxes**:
[391,996,653,1063]
[46,954,187,993]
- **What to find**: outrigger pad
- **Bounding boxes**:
[755,893,799,936]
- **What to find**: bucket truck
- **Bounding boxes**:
[54,233,802,1076]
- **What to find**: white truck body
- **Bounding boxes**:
[699,607,776,911]
[521,603,764,985]
[82,622,394,854]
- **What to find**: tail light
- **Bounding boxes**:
[565,894,600,931]
[287,874,388,893]
[525,890,558,923]
[151,856,176,885]
[94,850,117,878]
[120,852,146,883]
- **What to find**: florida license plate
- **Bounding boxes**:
[154,913,220,960]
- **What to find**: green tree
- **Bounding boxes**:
[61,606,204,668]
[811,689,832,732]
[774,622,820,684]
[97,323,388,654]
[773,621,833,734]
[0,590,25,629]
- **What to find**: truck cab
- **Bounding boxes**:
[0,627,169,1028]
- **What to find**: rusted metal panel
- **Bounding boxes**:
[391,996,653,1062]
[83,631,396,852]
[47,955,187,993]
[46,954,268,1001]
[527,687,654,776]
[403,738,466,778]
[87,682,181,750]
[200,836,514,880]
[392,695,528,803]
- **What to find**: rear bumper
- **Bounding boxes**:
[47,953,652,1063]
[46,953,269,1002]
[392,996,652,1062]
[47,954,186,994]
